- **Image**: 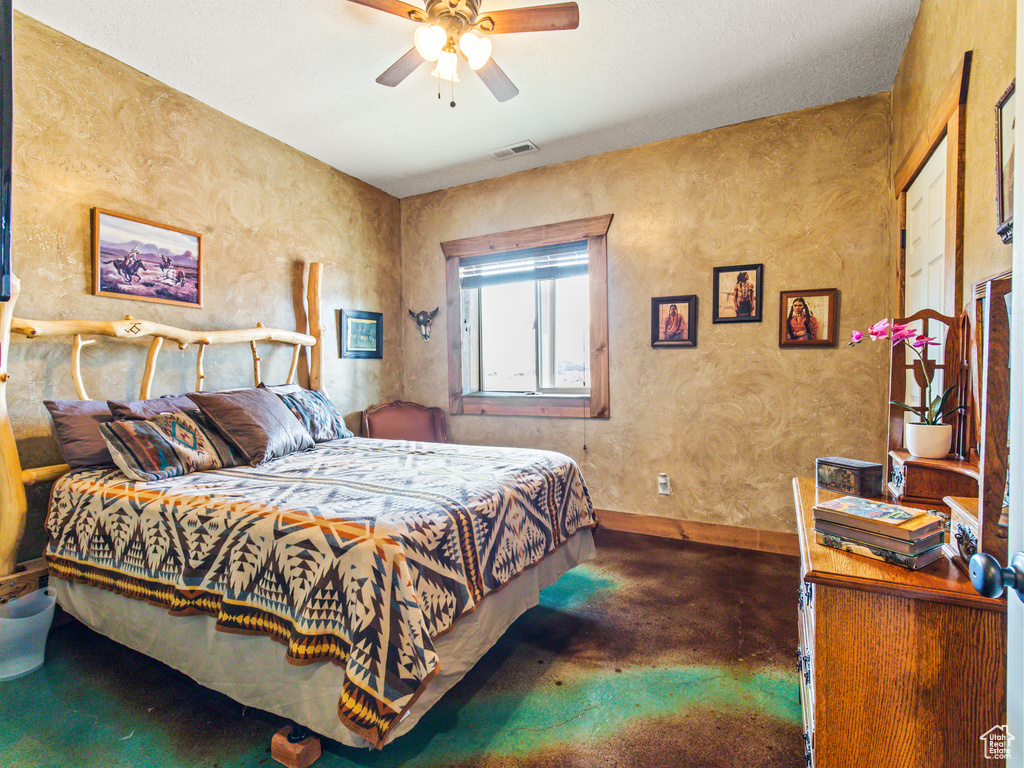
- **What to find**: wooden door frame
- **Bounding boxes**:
[1006,0,1023,754]
[894,51,972,315]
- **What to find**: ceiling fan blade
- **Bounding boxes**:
[478,2,579,34]
[376,48,425,87]
[475,58,519,102]
[346,0,424,22]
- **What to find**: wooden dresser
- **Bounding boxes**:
[794,478,1006,767]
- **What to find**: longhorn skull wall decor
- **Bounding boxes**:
[409,307,440,341]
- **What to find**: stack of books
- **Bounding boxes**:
[812,496,946,570]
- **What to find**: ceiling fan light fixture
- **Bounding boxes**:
[432,49,460,82]
[458,32,492,70]
[414,24,446,62]
[357,0,581,101]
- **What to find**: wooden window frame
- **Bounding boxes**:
[893,51,972,315]
[441,214,613,419]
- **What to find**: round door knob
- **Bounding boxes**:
[969,552,1024,600]
[969,553,1010,598]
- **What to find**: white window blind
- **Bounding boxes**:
[459,240,588,289]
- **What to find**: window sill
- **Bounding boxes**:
[457,391,603,419]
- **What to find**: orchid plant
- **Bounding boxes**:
[849,319,960,426]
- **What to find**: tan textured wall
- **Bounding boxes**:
[9,14,402,556]
[891,0,1016,293]
[401,94,894,533]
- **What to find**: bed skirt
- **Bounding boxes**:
[53,528,596,749]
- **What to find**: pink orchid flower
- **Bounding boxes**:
[867,319,891,339]
[849,320,950,426]
[888,325,921,344]
[891,326,919,343]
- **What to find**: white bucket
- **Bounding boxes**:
[0,587,57,681]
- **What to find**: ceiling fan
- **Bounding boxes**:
[348,0,580,103]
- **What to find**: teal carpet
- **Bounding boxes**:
[0,530,803,767]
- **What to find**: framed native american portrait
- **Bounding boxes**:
[778,289,838,348]
[651,295,698,348]
[712,263,763,323]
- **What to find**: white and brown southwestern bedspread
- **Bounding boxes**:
[45,438,595,747]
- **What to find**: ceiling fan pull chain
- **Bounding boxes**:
[450,75,456,109]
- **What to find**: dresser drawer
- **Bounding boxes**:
[950,503,979,561]
[888,451,978,501]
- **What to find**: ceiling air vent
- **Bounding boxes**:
[488,140,539,161]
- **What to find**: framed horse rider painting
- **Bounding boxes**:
[92,208,203,308]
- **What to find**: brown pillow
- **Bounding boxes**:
[188,387,314,466]
[43,400,115,469]
[107,395,199,421]
[259,383,303,395]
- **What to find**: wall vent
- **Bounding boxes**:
[488,140,539,160]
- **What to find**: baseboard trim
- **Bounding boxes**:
[594,509,799,557]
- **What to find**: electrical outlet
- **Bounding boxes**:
[658,473,670,495]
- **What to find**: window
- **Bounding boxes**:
[463,241,589,394]
[442,215,612,418]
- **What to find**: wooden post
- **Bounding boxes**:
[287,344,301,385]
[306,263,324,391]
[195,343,206,391]
[140,336,163,399]
[71,334,96,401]
[0,275,28,577]
[250,339,263,387]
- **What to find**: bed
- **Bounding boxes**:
[0,263,597,751]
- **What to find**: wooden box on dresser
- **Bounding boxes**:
[793,478,1006,767]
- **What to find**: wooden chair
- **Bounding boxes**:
[884,271,1012,572]
[361,401,449,443]
[885,307,965,457]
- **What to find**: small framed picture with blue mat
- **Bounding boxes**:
[340,309,383,359]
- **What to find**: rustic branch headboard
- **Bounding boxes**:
[0,262,325,576]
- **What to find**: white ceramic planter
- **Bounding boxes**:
[904,423,952,459]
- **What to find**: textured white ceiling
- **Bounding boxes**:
[14,0,919,198]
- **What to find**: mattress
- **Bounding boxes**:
[54,528,595,748]
[45,438,596,747]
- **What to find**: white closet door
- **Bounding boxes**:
[904,136,948,408]
[906,136,948,316]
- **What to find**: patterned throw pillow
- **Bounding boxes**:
[276,389,353,442]
[99,411,243,482]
